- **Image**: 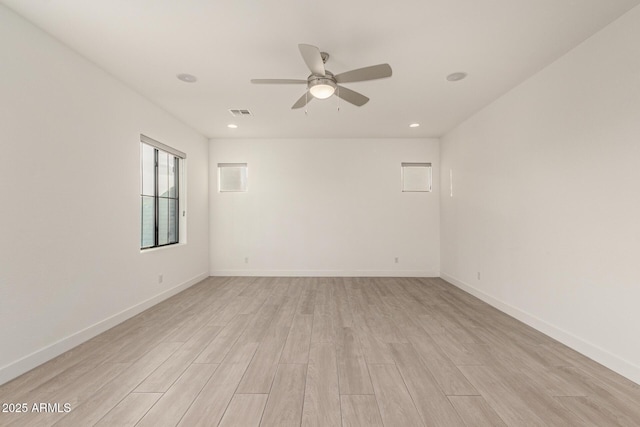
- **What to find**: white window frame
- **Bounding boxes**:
[401,162,432,192]
[140,134,187,250]
[218,163,248,192]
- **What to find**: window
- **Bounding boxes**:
[218,163,248,192]
[401,162,432,192]
[140,135,185,249]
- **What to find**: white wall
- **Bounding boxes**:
[0,6,209,385]
[210,138,439,276]
[440,6,640,383]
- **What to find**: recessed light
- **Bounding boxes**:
[446,72,467,82]
[177,73,197,83]
[409,123,420,128]
[227,124,238,129]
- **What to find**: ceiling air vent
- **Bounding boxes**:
[228,109,253,117]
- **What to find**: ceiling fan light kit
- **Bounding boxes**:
[251,43,392,109]
[308,77,336,99]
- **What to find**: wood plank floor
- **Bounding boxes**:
[1,277,639,426]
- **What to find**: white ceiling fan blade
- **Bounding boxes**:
[298,44,325,76]
[251,79,307,84]
[335,64,392,83]
[292,91,313,109]
[335,85,369,106]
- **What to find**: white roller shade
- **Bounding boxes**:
[402,162,432,192]
[218,163,248,192]
[140,134,186,159]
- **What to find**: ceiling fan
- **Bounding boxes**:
[251,44,392,109]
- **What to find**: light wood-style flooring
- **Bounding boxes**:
[1,277,639,426]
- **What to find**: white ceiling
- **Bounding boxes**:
[3,0,639,139]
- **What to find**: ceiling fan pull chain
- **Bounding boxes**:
[305,91,308,115]
[337,87,340,112]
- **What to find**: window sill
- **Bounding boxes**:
[140,242,185,253]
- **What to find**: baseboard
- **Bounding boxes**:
[0,272,208,386]
[210,269,439,277]
[440,272,640,385]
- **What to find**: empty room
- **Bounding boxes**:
[1,0,639,426]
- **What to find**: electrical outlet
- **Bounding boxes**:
[395,257,399,264]
[477,272,481,280]
[158,274,163,284]
[244,257,249,264]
